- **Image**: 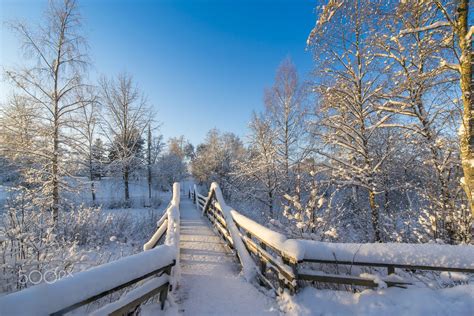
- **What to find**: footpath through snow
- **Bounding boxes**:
[161,198,279,316]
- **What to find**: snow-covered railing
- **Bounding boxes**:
[144,182,181,251]
[0,183,181,315]
[194,183,257,281]
[193,182,474,293]
[193,183,295,291]
[298,239,474,273]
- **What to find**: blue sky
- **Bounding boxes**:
[0,0,317,145]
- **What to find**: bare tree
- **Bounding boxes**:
[147,124,164,202]
[5,0,90,221]
[72,88,100,203]
[147,124,152,201]
[376,0,463,241]
[100,72,151,205]
[433,0,473,218]
[399,0,472,214]
[191,129,245,196]
[264,58,309,193]
[234,113,279,217]
[308,0,387,241]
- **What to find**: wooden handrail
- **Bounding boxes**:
[193,182,474,294]
[302,258,474,274]
[51,262,174,315]
[0,183,181,316]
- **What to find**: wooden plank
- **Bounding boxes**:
[208,205,227,227]
[235,224,299,265]
[260,242,267,276]
[108,282,169,316]
[209,213,234,247]
[143,220,168,250]
[242,235,295,282]
[302,259,474,274]
[202,190,215,216]
[298,271,411,288]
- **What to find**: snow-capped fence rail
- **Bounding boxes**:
[0,182,181,316]
[191,183,474,294]
[144,182,181,251]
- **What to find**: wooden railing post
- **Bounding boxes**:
[202,189,215,216]
[159,284,169,310]
[282,257,297,294]
[260,242,267,277]
[388,265,395,275]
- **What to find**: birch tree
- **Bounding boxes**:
[264,58,309,193]
[4,0,90,221]
[100,73,151,205]
[146,124,164,202]
[418,0,473,217]
[234,114,280,217]
[73,89,100,203]
[376,0,463,241]
[308,0,387,241]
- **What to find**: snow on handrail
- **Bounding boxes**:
[0,182,182,316]
[298,240,474,271]
[164,182,180,288]
[230,211,304,262]
[207,182,257,281]
[203,183,474,273]
[0,245,175,316]
[144,182,180,251]
[144,182,181,289]
[143,219,168,250]
[231,208,474,271]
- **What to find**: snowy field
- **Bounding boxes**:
[279,285,474,316]
[0,177,171,212]
[0,178,173,295]
[69,177,170,208]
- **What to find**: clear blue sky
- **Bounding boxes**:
[0,0,317,145]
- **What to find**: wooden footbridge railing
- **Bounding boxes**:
[0,183,181,316]
[192,182,474,294]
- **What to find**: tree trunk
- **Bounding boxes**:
[52,105,60,222]
[458,0,474,217]
[268,189,273,218]
[369,189,380,242]
[89,158,96,203]
[147,124,152,201]
[52,147,59,221]
[124,165,130,204]
[91,181,96,203]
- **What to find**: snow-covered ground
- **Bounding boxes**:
[71,177,168,208]
[0,185,7,210]
[279,284,474,316]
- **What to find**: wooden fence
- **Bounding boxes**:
[192,183,474,294]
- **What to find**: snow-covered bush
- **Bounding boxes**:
[0,186,161,294]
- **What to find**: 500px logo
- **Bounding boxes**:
[18,268,73,285]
